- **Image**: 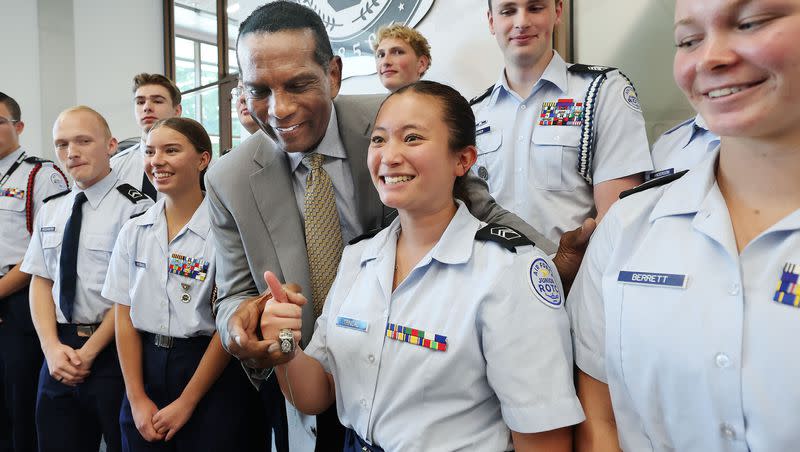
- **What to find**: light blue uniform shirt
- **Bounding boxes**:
[286,106,361,243]
[0,146,68,276]
[102,198,216,338]
[567,151,800,451]
[648,115,719,180]
[110,141,147,191]
[306,201,584,451]
[471,51,652,243]
[21,170,153,324]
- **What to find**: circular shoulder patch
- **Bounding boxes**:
[50,172,68,191]
[528,258,562,309]
[622,85,642,112]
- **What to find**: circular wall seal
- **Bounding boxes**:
[528,258,562,309]
[294,0,435,78]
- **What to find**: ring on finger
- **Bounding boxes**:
[279,328,294,354]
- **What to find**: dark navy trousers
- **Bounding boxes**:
[119,333,265,452]
[36,324,124,452]
[343,429,385,452]
[0,288,43,452]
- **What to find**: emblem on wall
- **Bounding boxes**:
[293,0,435,78]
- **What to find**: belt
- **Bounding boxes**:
[57,323,100,338]
[142,332,211,350]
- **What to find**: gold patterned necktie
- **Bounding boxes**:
[302,152,343,318]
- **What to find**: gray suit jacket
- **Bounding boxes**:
[206,94,555,348]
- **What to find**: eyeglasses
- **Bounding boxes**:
[0,117,19,127]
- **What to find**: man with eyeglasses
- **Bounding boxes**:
[111,73,182,201]
[0,92,69,452]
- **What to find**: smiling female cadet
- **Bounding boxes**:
[102,118,260,451]
[261,81,584,452]
[568,0,800,451]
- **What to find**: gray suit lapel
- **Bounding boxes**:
[248,141,315,340]
[335,96,385,231]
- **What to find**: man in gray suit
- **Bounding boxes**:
[205,2,590,450]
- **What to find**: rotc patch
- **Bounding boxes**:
[168,253,209,281]
[385,322,447,351]
[773,262,800,308]
[0,188,24,199]
[50,172,68,191]
[539,98,584,126]
[528,258,562,308]
[623,85,642,112]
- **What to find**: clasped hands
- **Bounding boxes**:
[227,271,307,368]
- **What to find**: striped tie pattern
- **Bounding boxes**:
[302,153,343,318]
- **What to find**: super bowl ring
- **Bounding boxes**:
[279,328,294,354]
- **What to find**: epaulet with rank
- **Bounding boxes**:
[348,227,383,245]
[568,63,617,74]
[619,170,689,199]
[475,223,534,253]
[129,210,147,219]
[43,190,70,203]
[468,85,494,106]
[116,183,149,203]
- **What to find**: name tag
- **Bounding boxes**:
[618,271,687,289]
[40,227,56,232]
[647,168,675,181]
[135,261,147,268]
[336,316,368,332]
[476,125,491,136]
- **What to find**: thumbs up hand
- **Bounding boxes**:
[260,271,307,364]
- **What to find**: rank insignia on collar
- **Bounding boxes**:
[539,98,584,126]
[0,188,25,199]
[774,262,799,308]
[168,253,209,281]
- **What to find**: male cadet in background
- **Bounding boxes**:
[204,2,566,451]
[234,79,260,136]
[0,92,69,452]
[471,0,653,243]
[647,113,719,181]
[21,106,152,452]
[111,73,182,200]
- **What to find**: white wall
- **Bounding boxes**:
[0,0,163,161]
[0,0,44,157]
[574,0,693,141]
[73,0,164,142]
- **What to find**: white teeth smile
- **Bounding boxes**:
[276,124,300,132]
[384,175,414,184]
[708,86,746,99]
[153,172,173,179]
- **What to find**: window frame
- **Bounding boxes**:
[163,0,235,154]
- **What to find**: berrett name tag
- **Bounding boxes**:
[336,316,368,332]
[618,271,687,289]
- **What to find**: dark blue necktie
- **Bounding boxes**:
[141,171,156,201]
[59,192,87,323]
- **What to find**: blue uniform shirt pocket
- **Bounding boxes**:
[531,126,581,191]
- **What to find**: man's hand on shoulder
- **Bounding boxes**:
[553,218,597,294]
